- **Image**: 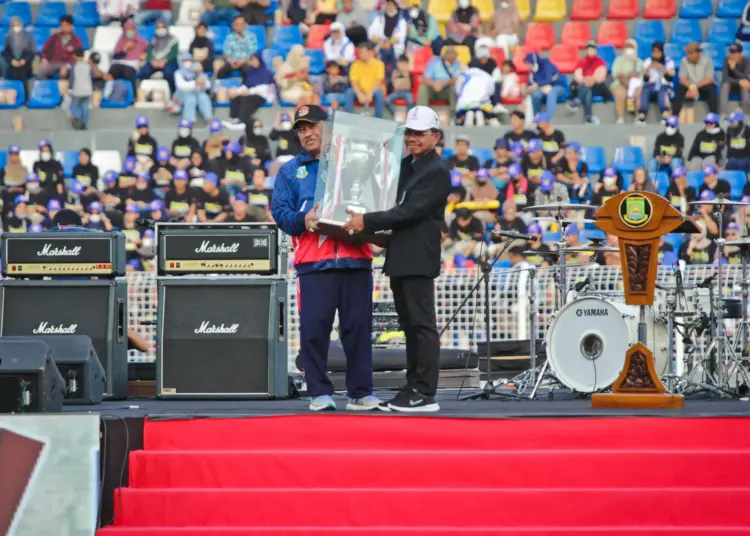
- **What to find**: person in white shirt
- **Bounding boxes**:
[323,22,356,66]
[367,0,407,67]
[97,0,139,23]
[636,41,676,124]
[174,52,213,124]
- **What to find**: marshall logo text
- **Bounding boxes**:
[195,241,241,254]
[576,308,609,317]
[32,322,78,334]
[37,244,82,257]
[194,322,240,334]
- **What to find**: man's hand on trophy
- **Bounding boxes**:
[304,203,320,233]
[341,209,365,235]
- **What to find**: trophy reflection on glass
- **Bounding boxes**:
[315,111,405,245]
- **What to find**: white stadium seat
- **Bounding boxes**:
[92,150,123,188]
[170,26,196,53]
[177,0,204,26]
[135,79,171,109]
[92,26,123,56]
[20,150,38,172]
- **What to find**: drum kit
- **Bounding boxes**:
[505,200,750,400]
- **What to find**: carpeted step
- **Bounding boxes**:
[143,416,750,451]
[128,449,750,489]
[112,488,750,528]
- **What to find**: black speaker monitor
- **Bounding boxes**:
[0,340,64,413]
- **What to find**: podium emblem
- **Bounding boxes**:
[620,194,652,228]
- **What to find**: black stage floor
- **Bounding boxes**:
[63,390,750,419]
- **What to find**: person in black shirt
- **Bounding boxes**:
[503,111,535,147]
[72,148,100,189]
[63,179,87,214]
[171,118,201,169]
[227,192,266,222]
[246,167,273,207]
[555,142,590,202]
[521,137,547,192]
[240,119,273,167]
[497,199,528,234]
[665,166,696,213]
[688,112,725,170]
[722,222,745,265]
[34,139,65,197]
[150,146,175,194]
[679,220,716,264]
[100,171,126,214]
[42,198,62,228]
[658,237,677,265]
[449,207,484,241]
[4,195,29,232]
[188,150,209,183]
[126,115,158,168]
[203,119,229,161]
[211,141,252,193]
[698,164,731,199]
[83,201,114,231]
[446,135,480,181]
[726,111,750,172]
[121,204,144,259]
[483,138,512,190]
[522,222,553,266]
[164,169,197,221]
[24,172,50,222]
[534,112,565,165]
[694,188,721,238]
[591,167,622,206]
[126,173,158,209]
[118,155,138,189]
[196,172,230,222]
[648,115,685,175]
[270,112,301,159]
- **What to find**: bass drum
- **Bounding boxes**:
[546,296,669,393]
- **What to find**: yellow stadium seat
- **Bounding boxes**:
[516,0,531,21]
[443,44,471,66]
[534,0,566,21]
[473,0,494,22]
[429,0,456,24]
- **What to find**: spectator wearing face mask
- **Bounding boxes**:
[23,173,49,223]
[150,146,175,194]
[610,39,644,124]
[568,41,608,125]
[486,0,520,57]
[196,172,230,222]
[72,148,100,189]
[521,138,547,192]
[726,111,750,172]
[270,112,302,161]
[2,17,35,92]
[648,115,684,175]
[368,0,407,67]
[555,142,590,202]
[83,201,113,231]
[171,119,202,169]
[109,20,148,94]
[174,51,213,125]
[127,115,159,169]
[591,167,622,206]
[405,5,441,54]
[688,113,725,171]
[446,0,480,54]
[5,196,29,232]
[240,119,272,167]
[203,119,229,160]
[672,42,718,116]
[324,22,356,67]
[34,139,66,198]
[139,18,179,92]
[524,52,565,117]
[637,41,675,124]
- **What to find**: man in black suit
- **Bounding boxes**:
[342,106,451,412]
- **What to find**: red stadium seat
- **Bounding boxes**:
[607,0,639,19]
[549,44,579,74]
[411,46,434,75]
[597,20,628,48]
[513,45,536,74]
[524,22,556,50]
[502,74,528,104]
[643,0,676,18]
[561,21,592,48]
[306,25,329,49]
[489,47,506,66]
[570,0,603,20]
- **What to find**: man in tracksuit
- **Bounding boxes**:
[271,105,383,412]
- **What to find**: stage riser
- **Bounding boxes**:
[97,529,750,536]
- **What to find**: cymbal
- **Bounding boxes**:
[689,199,750,206]
[523,204,599,212]
[522,249,560,257]
[531,218,597,224]
[725,239,750,248]
[566,245,619,253]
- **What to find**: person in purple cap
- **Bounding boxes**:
[45,199,62,227]
[534,169,570,206]
[726,111,750,172]
[557,141,591,202]
[680,219,716,264]
[29,223,44,233]
[698,163,731,200]
[484,138,512,185]
[64,180,88,213]
[126,172,158,209]
[163,169,195,220]
[150,146,175,193]
[723,221,745,264]
[83,201,113,231]
[203,119,228,160]
[534,112,565,165]
[523,222,552,266]
[688,112,725,171]
[196,172,230,222]
[270,112,302,160]
[521,138,546,190]
[23,172,49,219]
[127,115,158,166]
[171,118,201,169]
[592,167,622,206]
[5,195,29,232]
[34,139,65,197]
[227,192,265,223]
[0,145,27,191]
[665,166,696,211]
[649,115,685,175]
[216,141,252,194]
[694,188,721,237]
[510,140,525,163]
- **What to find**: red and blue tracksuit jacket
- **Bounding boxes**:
[270,151,372,275]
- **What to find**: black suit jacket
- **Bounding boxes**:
[363,150,451,278]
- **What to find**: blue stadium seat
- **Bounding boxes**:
[701,42,725,71]
[621,172,633,189]
[247,25,267,52]
[473,148,493,164]
[28,27,50,54]
[542,231,560,244]
[597,45,616,70]
[663,233,683,252]
[101,81,134,108]
[138,25,155,42]
[261,47,285,67]
[264,0,277,26]
[655,171,670,196]
[60,151,79,177]
[0,151,7,170]
[209,25,229,55]
[634,20,666,50]
[27,80,62,109]
[442,148,455,160]
[35,1,67,27]
[716,0,745,18]
[678,0,713,18]
[581,145,606,174]
[272,25,303,52]
[686,170,703,190]
[306,48,325,75]
[582,229,605,242]
[707,18,738,46]
[0,27,7,48]
[213,78,242,107]
[670,19,702,47]
[0,80,25,108]
[613,146,645,173]
[664,42,685,65]
[0,2,32,27]
[76,29,89,50]
[721,170,746,200]
[73,1,100,26]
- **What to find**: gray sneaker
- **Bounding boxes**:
[309,395,336,411]
[346,395,385,411]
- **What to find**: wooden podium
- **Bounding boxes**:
[591,192,685,409]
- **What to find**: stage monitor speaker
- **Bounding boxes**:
[1,336,105,404]
[0,279,128,400]
[156,278,289,399]
[0,340,64,413]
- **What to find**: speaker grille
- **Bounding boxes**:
[1,286,110,365]
[161,284,272,394]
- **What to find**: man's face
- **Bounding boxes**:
[504,204,516,219]
[234,200,247,213]
[297,121,323,154]
[495,147,507,160]
[9,152,19,163]
[405,129,439,157]
[342,0,353,10]
[730,51,742,63]
[252,170,265,186]
[444,50,457,64]
[233,17,246,34]
[456,140,469,155]
[60,21,72,34]
[359,47,372,60]
[687,50,700,63]
[565,148,578,160]
[511,114,523,130]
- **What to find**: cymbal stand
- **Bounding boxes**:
[732,247,749,359]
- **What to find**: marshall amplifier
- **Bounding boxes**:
[1,232,126,278]
[156,222,287,276]
[0,279,128,400]
[0,340,65,413]
[156,278,289,399]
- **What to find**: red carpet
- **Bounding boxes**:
[97,416,750,535]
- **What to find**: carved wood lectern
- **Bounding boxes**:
[591,192,685,409]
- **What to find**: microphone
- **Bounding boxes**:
[698,273,717,289]
[574,276,591,292]
[491,230,539,241]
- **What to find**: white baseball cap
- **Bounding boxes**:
[404,106,440,131]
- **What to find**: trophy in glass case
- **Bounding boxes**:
[314,111,405,245]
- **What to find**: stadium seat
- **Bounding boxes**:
[0,80,25,109]
[570,0,602,20]
[597,44,616,69]
[213,78,242,107]
[170,26,195,53]
[524,22,555,50]
[634,20,666,50]
[209,25,229,55]
[59,151,79,178]
[643,0,676,18]
[473,148,493,163]
[701,42,725,71]
[597,21,628,49]
[670,19,703,48]
[306,48,325,75]
[77,29,90,50]
[707,18,738,47]
[177,0,203,26]
[516,0,531,20]
[92,26,122,56]
[27,80,62,109]
[662,233,683,252]
[561,22,592,49]
[533,0,566,21]
[0,151,7,170]
[474,0,494,21]
[613,146,645,173]
[306,25,330,50]
[73,1,100,27]
[664,42,685,65]
[582,229,606,241]
[678,0,713,18]
[261,47,285,67]
[512,45,535,74]
[35,1,67,27]
[0,2,32,27]
[489,47,505,66]
[654,171,670,196]
[686,171,703,190]
[138,25,155,42]
[451,45,471,67]
[606,0,639,19]
[135,79,171,109]
[28,27,50,54]
[264,0,278,26]
[716,0,745,18]
[92,151,122,185]
[411,46,434,74]
[549,44,578,74]
[100,81,134,108]
[542,231,561,243]
[19,150,38,172]
[581,146,606,174]
[272,25,303,52]
[722,170,746,200]
[427,0,455,24]
[246,25,267,52]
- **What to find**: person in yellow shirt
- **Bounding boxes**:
[344,41,386,117]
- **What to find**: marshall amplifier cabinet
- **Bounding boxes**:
[156,222,287,276]
[156,278,289,399]
[1,232,127,278]
[0,340,65,413]
[0,279,128,400]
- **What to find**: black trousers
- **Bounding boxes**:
[671,83,719,115]
[229,94,265,121]
[390,275,440,396]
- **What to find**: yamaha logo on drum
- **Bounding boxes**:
[576,308,609,317]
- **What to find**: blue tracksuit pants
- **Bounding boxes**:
[298,268,373,398]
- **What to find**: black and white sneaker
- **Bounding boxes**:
[387,388,440,413]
